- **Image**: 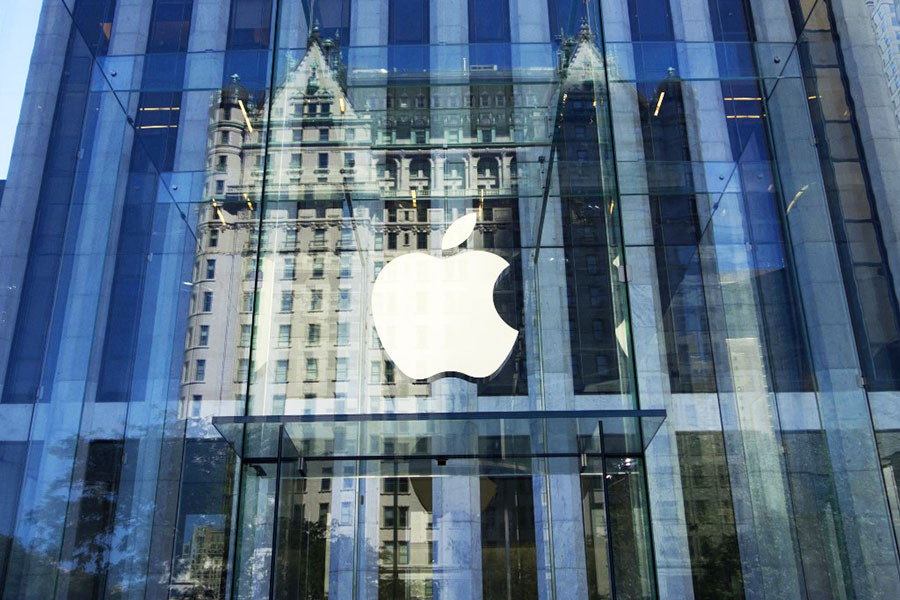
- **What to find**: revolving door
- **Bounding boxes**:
[215,410,664,600]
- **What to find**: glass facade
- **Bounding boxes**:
[1,0,900,598]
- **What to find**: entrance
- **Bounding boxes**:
[215,410,664,599]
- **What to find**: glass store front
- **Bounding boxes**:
[184,18,663,597]
[212,411,663,599]
[5,0,900,598]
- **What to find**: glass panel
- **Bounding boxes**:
[213,410,666,461]
[20,0,900,597]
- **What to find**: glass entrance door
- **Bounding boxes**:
[269,460,654,598]
[272,459,547,600]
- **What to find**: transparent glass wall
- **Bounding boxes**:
[1,0,899,598]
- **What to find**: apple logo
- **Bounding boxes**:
[371,212,518,381]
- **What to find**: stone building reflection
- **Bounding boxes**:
[179,29,527,421]
[173,29,531,596]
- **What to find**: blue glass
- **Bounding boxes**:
[1,28,99,405]
[388,0,429,72]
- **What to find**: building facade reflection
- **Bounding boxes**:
[2,1,900,599]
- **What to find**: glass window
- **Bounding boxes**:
[205,259,216,279]
[339,289,350,310]
[319,128,329,141]
[209,229,219,247]
[240,324,252,347]
[384,477,409,493]
[282,257,296,280]
[336,358,349,381]
[370,361,381,384]
[228,0,273,50]
[318,153,329,168]
[194,359,206,382]
[389,0,429,45]
[313,257,325,278]
[237,359,250,383]
[275,360,289,383]
[310,290,323,311]
[146,0,195,53]
[278,325,291,347]
[199,325,209,347]
[280,291,293,312]
[202,291,213,312]
[337,323,350,346]
[308,324,321,345]
[305,358,319,381]
[673,431,743,594]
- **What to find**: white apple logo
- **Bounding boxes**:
[371,212,518,380]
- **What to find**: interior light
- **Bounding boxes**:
[238,99,254,133]
[339,96,346,114]
[653,91,665,117]
[411,188,417,208]
[244,193,254,211]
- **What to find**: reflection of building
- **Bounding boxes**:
[868,0,900,130]
[185,525,227,594]
[180,30,526,415]
[5,2,900,600]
